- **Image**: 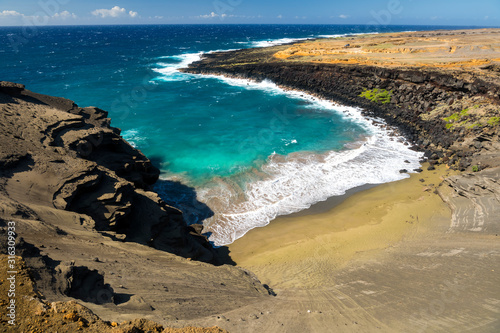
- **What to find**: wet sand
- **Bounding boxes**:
[228,164,456,288]
[281,183,378,218]
[202,164,500,332]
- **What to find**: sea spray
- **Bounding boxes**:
[2,24,436,246]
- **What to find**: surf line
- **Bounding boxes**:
[183,71,422,246]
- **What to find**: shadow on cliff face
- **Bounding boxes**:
[154,180,214,225]
[153,180,236,265]
[148,155,214,224]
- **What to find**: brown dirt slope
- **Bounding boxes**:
[0,256,228,333]
[275,29,500,74]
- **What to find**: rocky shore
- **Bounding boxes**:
[183,29,500,171]
[183,28,500,234]
[0,81,270,332]
[178,28,500,332]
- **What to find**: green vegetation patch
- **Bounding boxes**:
[444,108,468,122]
[443,108,474,130]
[487,116,500,126]
[359,88,392,104]
[468,122,482,129]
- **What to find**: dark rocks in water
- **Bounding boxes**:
[399,169,408,174]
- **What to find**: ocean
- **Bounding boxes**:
[0,24,473,245]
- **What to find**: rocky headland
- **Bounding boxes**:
[179,28,499,332]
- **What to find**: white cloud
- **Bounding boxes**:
[0,9,77,26]
[339,14,349,19]
[197,12,239,19]
[53,11,77,20]
[92,6,138,18]
[277,14,282,19]
[0,10,23,17]
[199,12,218,18]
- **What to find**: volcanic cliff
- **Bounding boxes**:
[0,81,270,332]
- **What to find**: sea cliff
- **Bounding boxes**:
[0,81,269,332]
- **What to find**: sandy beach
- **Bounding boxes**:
[228,164,456,288]
[201,164,500,333]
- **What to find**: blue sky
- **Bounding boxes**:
[0,0,498,26]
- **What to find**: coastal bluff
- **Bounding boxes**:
[179,28,500,332]
[0,81,269,332]
[0,28,499,333]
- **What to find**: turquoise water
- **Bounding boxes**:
[122,73,365,184]
[1,24,470,244]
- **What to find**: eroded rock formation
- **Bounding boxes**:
[0,81,217,263]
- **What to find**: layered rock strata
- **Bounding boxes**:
[0,81,216,263]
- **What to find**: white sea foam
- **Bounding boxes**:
[183,75,423,246]
[201,127,421,246]
[151,32,378,82]
[153,49,242,82]
[151,36,423,246]
[152,52,202,81]
[121,129,149,148]
[250,37,312,48]
[207,75,286,95]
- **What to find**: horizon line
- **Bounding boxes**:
[0,23,499,28]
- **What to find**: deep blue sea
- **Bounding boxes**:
[0,24,477,244]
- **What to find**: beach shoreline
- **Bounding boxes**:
[280,182,378,218]
[183,28,500,331]
[180,67,424,246]
[227,163,455,287]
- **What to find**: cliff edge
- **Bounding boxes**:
[0,82,270,332]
